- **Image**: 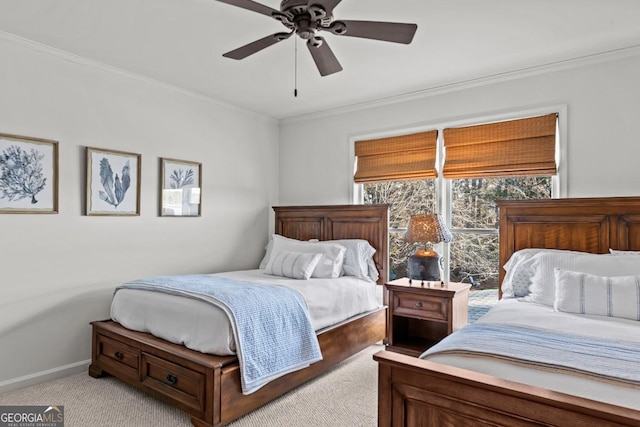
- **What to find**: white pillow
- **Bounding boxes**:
[258,240,273,269]
[268,234,346,279]
[265,251,322,280]
[610,249,640,255]
[502,249,546,298]
[554,269,640,321]
[523,252,640,307]
[321,239,377,282]
[502,249,592,298]
[367,257,380,283]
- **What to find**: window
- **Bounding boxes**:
[448,176,552,287]
[356,113,558,287]
[364,179,436,279]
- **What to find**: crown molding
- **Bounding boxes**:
[2,29,639,125]
[281,44,640,125]
[0,30,275,123]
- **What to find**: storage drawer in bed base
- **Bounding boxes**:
[94,333,140,383]
[89,308,386,427]
[88,320,235,426]
[141,353,207,415]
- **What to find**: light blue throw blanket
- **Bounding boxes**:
[116,274,322,395]
[421,323,640,384]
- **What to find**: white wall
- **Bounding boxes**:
[3,34,640,393]
[0,36,279,389]
[279,52,640,205]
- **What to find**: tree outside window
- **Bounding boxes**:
[364,176,551,286]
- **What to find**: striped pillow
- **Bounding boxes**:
[554,269,640,321]
[265,251,322,280]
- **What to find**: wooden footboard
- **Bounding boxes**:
[374,351,640,427]
[89,307,386,427]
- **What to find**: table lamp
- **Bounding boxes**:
[405,213,453,281]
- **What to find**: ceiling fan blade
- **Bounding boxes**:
[215,0,280,17]
[306,37,343,76]
[330,20,417,44]
[223,32,292,60]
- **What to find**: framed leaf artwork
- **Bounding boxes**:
[0,132,58,214]
[86,147,141,216]
[160,158,201,217]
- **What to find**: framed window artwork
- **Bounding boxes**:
[0,132,59,214]
[86,147,141,216]
[160,158,201,217]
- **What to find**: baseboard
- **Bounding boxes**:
[0,359,91,394]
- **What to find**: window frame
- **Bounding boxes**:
[352,105,567,283]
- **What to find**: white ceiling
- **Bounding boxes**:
[1,0,640,120]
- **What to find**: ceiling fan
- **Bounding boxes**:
[217,0,418,76]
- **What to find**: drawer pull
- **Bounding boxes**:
[114,351,124,360]
[166,374,178,386]
[415,302,423,308]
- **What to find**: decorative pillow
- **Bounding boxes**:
[610,249,640,255]
[554,269,640,321]
[320,239,377,282]
[268,235,346,279]
[265,251,322,280]
[523,252,639,307]
[502,249,592,298]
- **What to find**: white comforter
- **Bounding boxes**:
[423,298,640,410]
[111,269,381,355]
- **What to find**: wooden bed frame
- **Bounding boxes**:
[375,197,640,427]
[88,204,389,427]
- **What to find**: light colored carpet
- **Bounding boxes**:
[0,344,383,427]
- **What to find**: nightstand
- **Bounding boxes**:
[384,278,471,357]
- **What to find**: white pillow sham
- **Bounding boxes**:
[523,251,640,307]
[268,234,346,279]
[265,251,322,280]
[502,249,594,298]
[258,240,273,270]
[367,257,380,283]
[502,249,547,298]
[554,269,640,321]
[260,236,378,281]
[316,239,377,282]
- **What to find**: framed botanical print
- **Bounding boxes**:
[160,158,201,217]
[86,147,141,216]
[0,132,58,214]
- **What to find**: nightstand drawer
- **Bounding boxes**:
[393,292,448,321]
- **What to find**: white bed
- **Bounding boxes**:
[91,204,390,427]
[111,269,381,355]
[376,197,640,426]
[423,298,640,411]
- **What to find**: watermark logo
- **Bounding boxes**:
[0,405,64,427]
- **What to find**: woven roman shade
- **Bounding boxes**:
[442,113,557,179]
[354,130,438,183]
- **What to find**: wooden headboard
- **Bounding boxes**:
[498,196,640,294]
[273,204,389,285]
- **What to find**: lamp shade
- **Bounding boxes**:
[405,214,453,244]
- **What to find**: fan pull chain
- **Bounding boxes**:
[294,37,298,97]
